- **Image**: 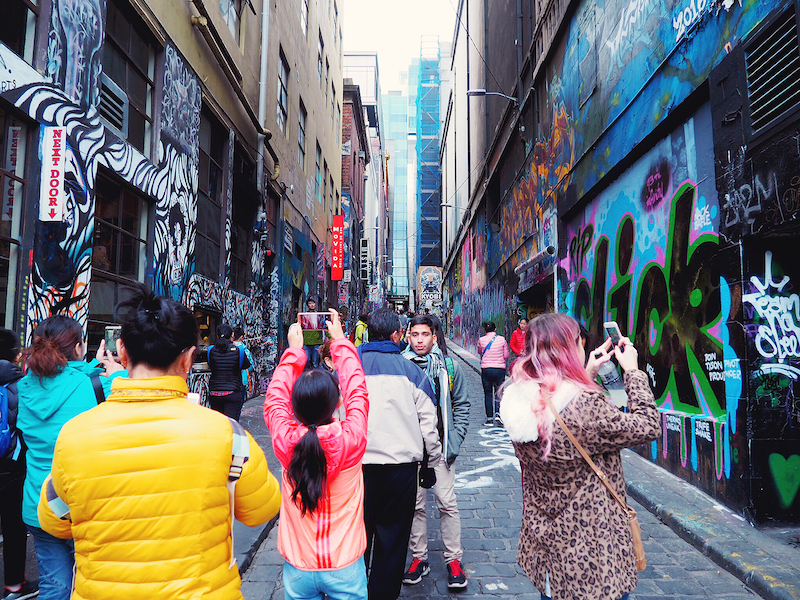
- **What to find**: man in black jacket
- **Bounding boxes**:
[0,328,38,600]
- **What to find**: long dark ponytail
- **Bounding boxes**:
[287,369,340,515]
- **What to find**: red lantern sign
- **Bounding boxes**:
[332,214,344,281]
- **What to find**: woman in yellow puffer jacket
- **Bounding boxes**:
[37,286,281,600]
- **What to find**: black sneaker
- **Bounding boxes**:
[2,581,39,600]
[402,558,430,584]
[483,418,494,426]
[447,559,468,590]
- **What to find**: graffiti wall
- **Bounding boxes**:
[557,104,755,510]
[0,0,278,385]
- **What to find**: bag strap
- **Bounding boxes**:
[541,393,634,517]
[90,375,105,404]
[227,418,250,569]
[481,334,496,356]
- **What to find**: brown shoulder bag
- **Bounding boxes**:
[542,394,647,571]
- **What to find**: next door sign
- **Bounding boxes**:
[39,127,66,222]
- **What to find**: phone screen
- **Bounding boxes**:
[298,312,328,331]
[104,325,122,355]
[603,321,622,346]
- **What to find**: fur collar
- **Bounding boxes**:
[499,380,580,443]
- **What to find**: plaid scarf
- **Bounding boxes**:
[402,343,446,393]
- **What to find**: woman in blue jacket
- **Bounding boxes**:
[17,316,124,600]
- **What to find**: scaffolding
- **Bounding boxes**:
[416,36,442,267]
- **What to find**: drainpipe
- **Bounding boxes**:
[256,0,270,190]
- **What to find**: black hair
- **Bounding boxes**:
[358,313,369,323]
[409,315,434,331]
[25,316,83,378]
[368,307,401,341]
[306,297,317,307]
[428,314,449,356]
[215,324,233,351]
[116,284,199,369]
[483,321,497,333]
[233,326,244,340]
[0,328,20,363]
[287,369,340,515]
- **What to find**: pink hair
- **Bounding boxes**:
[508,313,601,459]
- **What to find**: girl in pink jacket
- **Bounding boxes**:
[264,310,370,600]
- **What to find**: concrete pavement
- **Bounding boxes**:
[240,346,769,599]
[448,339,799,600]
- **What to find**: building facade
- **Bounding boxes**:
[441,0,800,522]
[0,0,341,402]
[340,81,369,322]
[344,52,390,309]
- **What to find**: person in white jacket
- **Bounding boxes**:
[358,307,442,600]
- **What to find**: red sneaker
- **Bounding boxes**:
[402,558,430,584]
[447,559,468,590]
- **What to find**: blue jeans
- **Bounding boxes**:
[283,559,367,600]
[542,595,628,600]
[304,344,320,369]
[481,368,506,418]
[28,525,74,600]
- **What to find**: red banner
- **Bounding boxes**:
[331,214,344,281]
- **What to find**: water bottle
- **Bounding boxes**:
[596,358,628,408]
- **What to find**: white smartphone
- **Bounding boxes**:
[603,321,622,346]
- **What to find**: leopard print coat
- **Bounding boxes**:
[499,370,659,600]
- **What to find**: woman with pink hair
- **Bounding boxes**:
[499,313,659,600]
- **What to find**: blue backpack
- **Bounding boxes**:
[0,383,19,460]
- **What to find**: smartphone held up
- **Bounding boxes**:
[104,325,122,356]
[298,312,329,331]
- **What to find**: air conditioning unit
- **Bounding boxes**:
[358,151,366,160]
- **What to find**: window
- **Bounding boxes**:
[333,3,338,41]
[331,85,336,126]
[325,60,330,97]
[301,0,309,38]
[103,0,156,156]
[336,103,341,144]
[196,107,227,279]
[298,100,307,168]
[220,0,243,42]
[89,170,149,350]
[0,110,29,329]
[231,147,256,293]
[323,161,329,209]
[317,33,324,85]
[277,51,289,134]
[329,175,334,211]
[0,0,37,64]
[315,143,322,203]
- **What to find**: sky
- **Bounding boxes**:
[341,0,458,92]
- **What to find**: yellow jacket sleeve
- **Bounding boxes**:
[234,431,281,526]
[38,472,74,540]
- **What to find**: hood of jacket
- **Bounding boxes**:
[0,359,23,386]
[359,340,403,355]
[18,360,102,421]
[499,379,580,443]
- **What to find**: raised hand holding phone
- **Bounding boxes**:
[325,309,345,340]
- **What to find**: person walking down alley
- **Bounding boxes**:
[353,314,369,347]
[478,321,509,426]
[264,309,370,600]
[17,316,125,600]
[0,328,37,600]
[208,324,251,421]
[233,326,255,403]
[359,308,443,600]
[499,313,660,600]
[37,287,281,600]
[509,318,528,357]
[302,298,324,368]
[401,315,470,591]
